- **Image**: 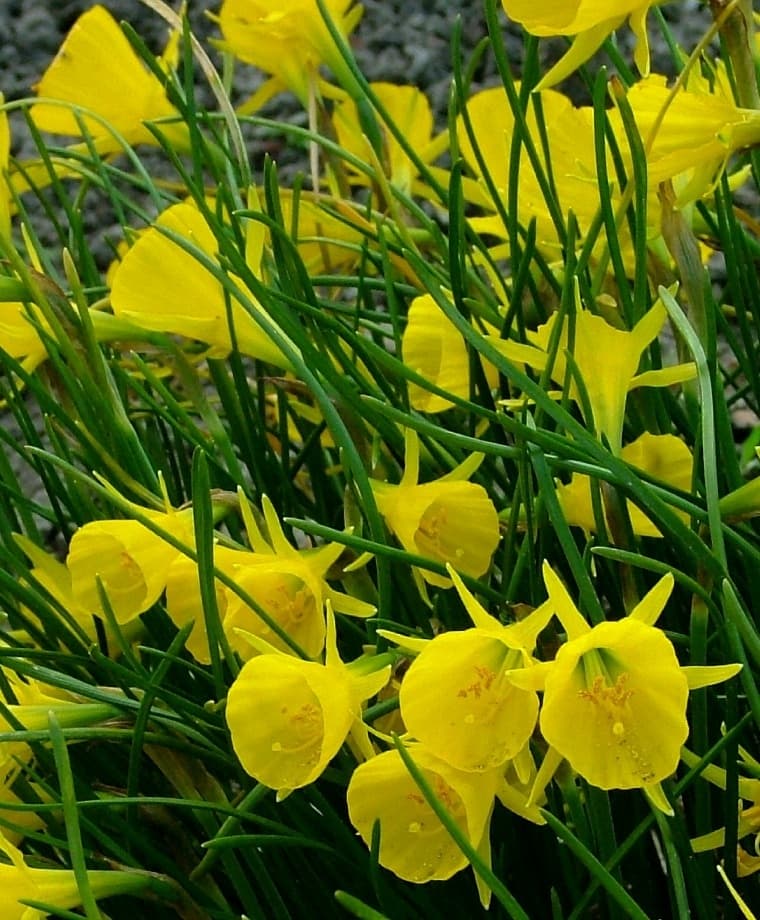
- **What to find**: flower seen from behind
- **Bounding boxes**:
[110,199,292,366]
[30,4,185,154]
[501,0,663,88]
[217,0,363,105]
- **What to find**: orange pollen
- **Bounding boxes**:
[457,664,497,699]
[578,673,633,709]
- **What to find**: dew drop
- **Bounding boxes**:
[271,741,283,752]
[464,713,475,724]
[454,547,464,559]
[408,821,421,834]
[612,721,625,737]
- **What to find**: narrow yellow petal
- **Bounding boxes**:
[682,663,742,690]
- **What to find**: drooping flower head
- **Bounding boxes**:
[0,832,153,919]
[225,606,390,798]
[501,0,665,88]
[30,5,185,154]
[371,429,500,587]
[66,499,194,625]
[401,293,499,413]
[557,431,693,537]
[217,0,363,106]
[346,743,502,885]
[109,197,292,366]
[333,83,447,197]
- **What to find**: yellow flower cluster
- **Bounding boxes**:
[0,0,758,914]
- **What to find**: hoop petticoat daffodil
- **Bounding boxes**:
[66,502,194,625]
[383,567,553,774]
[347,741,543,905]
[346,743,501,887]
[216,0,363,106]
[165,493,374,664]
[684,746,760,877]
[225,606,390,799]
[557,431,694,537]
[370,429,500,588]
[333,83,448,197]
[613,73,760,206]
[401,293,499,414]
[489,295,695,454]
[509,563,741,812]
[0,832,154,920]
[501,0,664,89]
[29,4,187,154]
[109,195,292,366]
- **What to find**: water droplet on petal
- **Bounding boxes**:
[612,721,625,737]
[454,548,464,559]
[272,741,283,752]
[464,713,475,724]
[408,821,421,834]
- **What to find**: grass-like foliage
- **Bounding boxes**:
[1,0,760,916]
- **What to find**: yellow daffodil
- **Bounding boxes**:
[392,567,553,773]
[347,743,504,889]
[511,563,741,810]
[557,431,693,536]
[371,429,500,587]
[333,83,447,196]
[14,534,143,654]
[501,0,663,88]
[216,0,363,105]
[458,85,599,258]
[164,494,374,664]
[225,607,390,798]
[490,296,695,453]
[401,293,499,413]
[67,504,194,625]
[614,73,760,206]
[29,5,185,154]
[0,832,152,920]
[685,747,760,877]
[109,198,291,365]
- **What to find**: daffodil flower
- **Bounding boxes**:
[14,533,144,655]
[490,295,695,453]
[511,563,742,811]
[0,832,153,920]
[347,743,502,886]
[371,429,500,587]
[333,83,448,197]
[165,493,374,664]
[386,567,552,773]
[557,431,693,536]
[67,503,194,625]
[29,5,186,154]
[613,73,760,206]
[110,196,292,365]
[501,0,664,89]
[215,0,363,106]
[685,747,760,877]
[401,293,499,413]
[225,607,390,798]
